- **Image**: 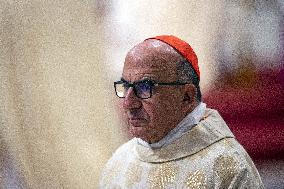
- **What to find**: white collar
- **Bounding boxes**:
[136,102,207,149]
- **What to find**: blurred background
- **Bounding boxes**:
[0,0,283,188]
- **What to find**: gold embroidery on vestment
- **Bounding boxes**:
[147,162,178,189]
[125,162,143,188]
[185,170,207,189]
[213,155,238,188]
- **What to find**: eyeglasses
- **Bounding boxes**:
[114,79,189,99]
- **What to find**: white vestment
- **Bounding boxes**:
[100,107,264,189]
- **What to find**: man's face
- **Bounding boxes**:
[121,40,187,143]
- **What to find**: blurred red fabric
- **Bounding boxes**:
[204,69,284,160]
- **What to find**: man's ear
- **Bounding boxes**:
[181,84,198,114]
[183,84,196,104]
[183,94,191,102]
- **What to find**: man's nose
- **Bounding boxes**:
[123,87,142,109]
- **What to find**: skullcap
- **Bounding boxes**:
[145,35,200,80]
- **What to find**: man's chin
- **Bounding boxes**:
[129,125,148,138]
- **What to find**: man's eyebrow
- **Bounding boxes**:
[120,76,156,83]
[142,76,157,82]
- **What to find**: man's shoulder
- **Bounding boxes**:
[104,138,136,166]
[209,138,264,188]
[200,108,236,139]
[99,138,137,187]
[181,137,264,188]
[114,138,136,155]
[202,108,225,123]
[205,137,251,164]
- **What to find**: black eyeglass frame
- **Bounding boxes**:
[114,79,190,99]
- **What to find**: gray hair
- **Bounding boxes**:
[176,59,202,102]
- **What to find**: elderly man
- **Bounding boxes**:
[100,35,264,188]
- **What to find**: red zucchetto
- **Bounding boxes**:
[146,35,200,80]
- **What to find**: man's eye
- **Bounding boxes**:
[136,82,151,90]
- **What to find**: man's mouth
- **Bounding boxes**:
[128,118,147,127]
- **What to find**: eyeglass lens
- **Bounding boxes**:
[115,83,127,98]
[116,81,151,99]
[135,81,151,99]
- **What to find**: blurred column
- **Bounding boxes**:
[215,0,282,77]
[0,0,124,188]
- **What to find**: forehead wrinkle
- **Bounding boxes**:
[123,70,177,83]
